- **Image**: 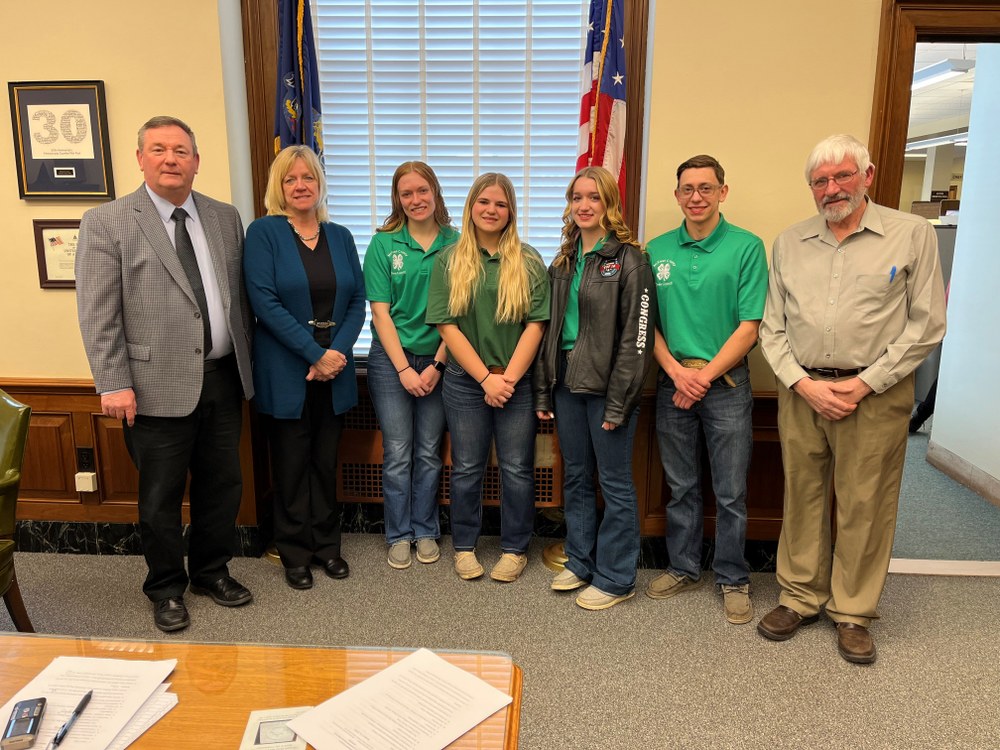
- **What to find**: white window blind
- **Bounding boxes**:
[312,0,588,355]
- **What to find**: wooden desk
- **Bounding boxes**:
[0,634,522,749]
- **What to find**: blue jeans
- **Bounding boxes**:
[656,363,753,586]
[442,364,536,554]
[367,340,446,544]
[553,376,640,596]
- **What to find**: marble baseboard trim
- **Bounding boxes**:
[15,521,263,557]
[15,508,779,572]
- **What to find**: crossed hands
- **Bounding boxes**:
[307,349,347,382]
[399,364,441,397]
[482,373,516,408]
[793,376,872,420]
[670,367,712,410]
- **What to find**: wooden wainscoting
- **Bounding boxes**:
[637,391,785,539]
[1,379,257,525]
[2,377,786,539]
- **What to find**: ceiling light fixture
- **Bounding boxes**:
[911,59,975,92]
[905,131,969,152]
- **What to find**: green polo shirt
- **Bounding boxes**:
[425,242,550,369]
[363,224,459,354]
[646,215,767,361]
[561,235,607,350]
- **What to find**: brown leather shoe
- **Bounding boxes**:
[836,622,876,664]
[757,604,819,641]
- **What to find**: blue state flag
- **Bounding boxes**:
[274,0,323,158]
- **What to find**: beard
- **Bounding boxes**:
[818,188,866,223]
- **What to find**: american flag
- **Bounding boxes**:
[577,0,627,204]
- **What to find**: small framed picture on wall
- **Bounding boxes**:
[33,219,80,288]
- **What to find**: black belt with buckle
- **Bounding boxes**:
[204,353,236,372]
[806,367,864,378]
[309,319,336,329]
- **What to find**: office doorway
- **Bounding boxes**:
[869,8,1000,566]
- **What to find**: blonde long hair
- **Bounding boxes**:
[447,173,540,323]
[553,166,638,269]
[264,145,330,222]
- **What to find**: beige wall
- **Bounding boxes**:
[2,0,885,383]
[0,1,232,379]
[643,0,883,386]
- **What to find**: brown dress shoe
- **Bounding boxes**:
[836,622,876,664]
[757,604,820,641]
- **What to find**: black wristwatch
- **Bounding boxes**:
[433,360,447,372]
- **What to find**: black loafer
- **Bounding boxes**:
[285,566,313,590]
[190,575,253,607]
[153,596,190,632]
[321,556,349,579]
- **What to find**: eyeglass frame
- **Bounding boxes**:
[676,183,724,198]
[808,170,859,191]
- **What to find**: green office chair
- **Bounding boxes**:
[0,388,34,632]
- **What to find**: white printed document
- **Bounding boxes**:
[0,656,176,750]
[288,648,512,750]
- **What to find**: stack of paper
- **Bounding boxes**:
[0,657,177,750]
[288,648,512,750]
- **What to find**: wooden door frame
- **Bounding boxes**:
[867,0,1000,208]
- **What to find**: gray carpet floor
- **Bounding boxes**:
[894,429,1000,560]
[4,534,1000,749]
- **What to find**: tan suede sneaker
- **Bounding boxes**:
[550,568,587,591]
[645,571,705,599]
[454,550,484,580]
[387,541,411,570]
[575,585,635,611]
[490,553,527,582]
[415,538,440,564]
[721,583,753,624]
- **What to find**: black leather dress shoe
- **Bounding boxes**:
[321,556,350,579]
[190,576,253,607]
[285,566,313,590]
[153,596,190,632]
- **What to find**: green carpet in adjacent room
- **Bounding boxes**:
[893,430,1000,561]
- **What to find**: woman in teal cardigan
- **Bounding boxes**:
[244,145,365,590]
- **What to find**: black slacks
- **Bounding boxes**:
[268,380,345,567]
[124,360,244,601]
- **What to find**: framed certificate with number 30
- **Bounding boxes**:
[8,80,115,199]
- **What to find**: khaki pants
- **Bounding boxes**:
[774,373,914,627]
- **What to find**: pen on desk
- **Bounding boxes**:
[889,265,897,283]
[51,690,92,748]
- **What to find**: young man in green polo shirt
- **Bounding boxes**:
[644,154,768,624]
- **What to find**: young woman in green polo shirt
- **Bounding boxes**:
[426,172,550,583]
[363,162,458,571]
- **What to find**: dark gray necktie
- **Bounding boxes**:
[171,207,212,356]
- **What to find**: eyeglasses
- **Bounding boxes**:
[809,170,858,190]
[677,184,722,198]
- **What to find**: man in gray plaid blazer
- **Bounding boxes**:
[76,116,255,633]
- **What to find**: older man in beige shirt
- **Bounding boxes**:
[758,134,946,664]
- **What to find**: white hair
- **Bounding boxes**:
[804,134,873,183]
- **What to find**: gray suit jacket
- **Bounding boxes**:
[76,185,254,417]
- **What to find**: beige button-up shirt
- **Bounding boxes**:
[760,199,947,394]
